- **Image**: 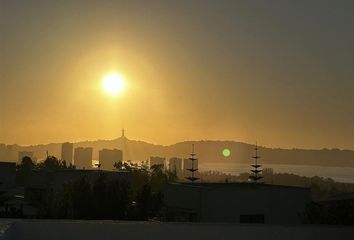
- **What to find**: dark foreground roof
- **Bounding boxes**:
[170,182,310,190]
[1,220,352,240]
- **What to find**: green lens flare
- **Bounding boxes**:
[222,148,231,157]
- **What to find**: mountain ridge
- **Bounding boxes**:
[3,138,354,167]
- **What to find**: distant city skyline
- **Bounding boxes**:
[1,1,353,150]
[0,132,353,151]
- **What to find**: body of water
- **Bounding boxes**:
[199,162,354,183]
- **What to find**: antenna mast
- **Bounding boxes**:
[249,142,263,183]
[185,144,199,182]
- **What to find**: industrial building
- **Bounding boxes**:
[74,147,93,169]
[99,148,123,170]
[165,182,311,224]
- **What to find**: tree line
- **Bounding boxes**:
[14,156,176,220]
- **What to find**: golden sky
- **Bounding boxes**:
[1,1,353,149]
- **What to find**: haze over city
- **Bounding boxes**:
[1,1,354,239]
[1,0,353,150]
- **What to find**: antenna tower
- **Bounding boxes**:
[185,144,199,182]
[249,142,263,183]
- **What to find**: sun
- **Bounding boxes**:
[102,72,126,95]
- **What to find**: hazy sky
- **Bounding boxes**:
[1,0,353,149]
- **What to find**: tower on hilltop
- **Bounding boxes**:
[119,128,130,161]
[121,128,125,138]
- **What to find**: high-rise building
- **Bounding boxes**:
[99,148,123,170]
[74,147,93,169]
[169,157,182,178]
[149,156,165,169]
[61,142,73,164]
[18,151,34,163]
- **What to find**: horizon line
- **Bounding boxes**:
[1,137,353,152]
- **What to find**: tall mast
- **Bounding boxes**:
[185,144,199,182]
[249,142,263,183]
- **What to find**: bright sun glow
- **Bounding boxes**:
[102,73,126,95]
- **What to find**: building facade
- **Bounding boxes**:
[74,147,93,169]
[99,148,123,170]
[61,142,73,164]
[169,157,183,178]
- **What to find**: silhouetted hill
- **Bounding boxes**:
[6,138,354,167]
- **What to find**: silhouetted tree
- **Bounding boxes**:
[35,160,181,220]
[150,164,168,192]
[37,156,75,171]
[16,156,36,186]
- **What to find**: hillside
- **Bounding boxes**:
[6,137,354,167]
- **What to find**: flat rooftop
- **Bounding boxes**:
[0,219,352,240]
[171,182,310,190]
